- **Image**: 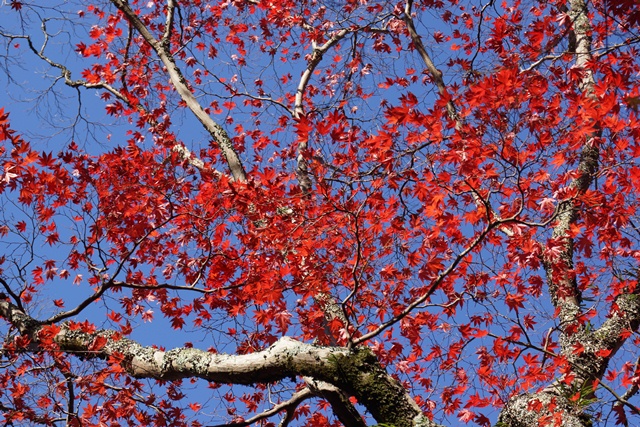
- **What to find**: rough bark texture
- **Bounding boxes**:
[0,298,442,427]
[497,392,592,427]
[498,0,640,425]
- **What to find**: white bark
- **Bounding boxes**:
[0,298,442,427]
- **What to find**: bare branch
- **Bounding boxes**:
[1,22,223,179]
[206,388,314,427]
[43,283,109,325]
[402,0,460,127]
[609,356,640,422]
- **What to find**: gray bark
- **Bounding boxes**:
[0,298,442,427]
[499,0,640,425]
[497,392,591,427]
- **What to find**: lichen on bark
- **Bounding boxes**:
[497,392,592,427]
[326,348,438,427]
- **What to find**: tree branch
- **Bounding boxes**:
[0,299,438,427]
[546,0,599,349]
[162,0,178,49]
[354,221,497,345]
[0,21,224,179]
[402,0,460,128]
[207,388,314,427]
[304,377,367,427]
[111,0,247,182]
[293,28,350,195]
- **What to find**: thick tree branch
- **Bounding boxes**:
[304,378,367,427]
[499,0,635,424]
[162,0,178,49]
[0,299,440,427]
[545,0,599,349]
[497,391,592,427]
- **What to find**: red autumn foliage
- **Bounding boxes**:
[0,0,639,426]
